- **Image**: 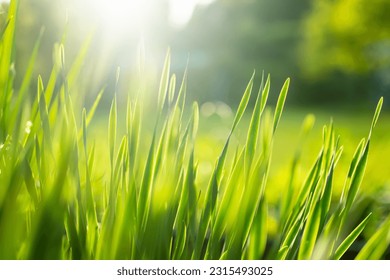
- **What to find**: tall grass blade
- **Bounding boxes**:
[344,140,369,213]
[355,216,390,260]
[245,73,269,174]
[86,88,104,126]
[168,74,176,106]
[231,71,254,131]
[334,213,372,260]
[260,74,270,115]
[108,95,117,167]
[273,78,290,133]
[369,97,383,137]
[158,49,171,112]
[298,200,321,259]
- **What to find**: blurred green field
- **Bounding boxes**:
[194,107,390,252]
[193,107,390,195]
[88,105,390,197]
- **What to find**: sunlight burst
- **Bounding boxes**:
[91,0,148,33]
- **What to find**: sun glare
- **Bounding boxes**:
[91,0,148,34]
[169,0,215,27]
[89,0,215,32]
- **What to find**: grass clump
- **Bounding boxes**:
[0,0,389,260]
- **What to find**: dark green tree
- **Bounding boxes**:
[172,0,311,104]
[299,0,390,104]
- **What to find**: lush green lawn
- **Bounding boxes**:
[195,107,390,193]
[193,107,390,238]
[272,108,390,193]
[89,105,390,209]
[88,105,390,244]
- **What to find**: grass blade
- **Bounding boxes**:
[245,73,269,173]
[273,78,290,133]
[298,200,321,259]
[158,49,171,112]
[108,95,117,167]
[355,216,390,260]
[334,213,372,260]
[369,97,383,137]
[231,71,255,131]
[86,88,104,126]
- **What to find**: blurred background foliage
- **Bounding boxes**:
[1,0,390,107]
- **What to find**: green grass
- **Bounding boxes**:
[0,0,389,260]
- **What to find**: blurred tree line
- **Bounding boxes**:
[1,0,390,107]
[174,0,390,106]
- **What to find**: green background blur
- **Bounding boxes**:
[3,0,390,105]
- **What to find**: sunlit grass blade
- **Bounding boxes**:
[260,74,270,115]
[199,75,258,255]
[344,140,369,213]
[86,88,104,126]
[212,146,245,239]
[0,0,17,110]
[369,96,383,138]
[114,135,128,179]
[82,108,97,230]
[195,133,233,258]
[108,95,117,167]
[37,76,52,150]
[231,71,254,132]
[195,73,257,258]
[175,66,188,123]
[65,206,83,259]
[320,158,334,225]
[286,149,323,229]
[127,97,141,173]
[246,197,268,259]
[0,18,11,41]
[168,74,176,106]
[355,216,390,260]
[273,78,290,133]
[298,200,321,259]
[278,207,304,258]
[333,213,372,260]
[245,73,269,174]
[158,49,171,113]
[340,138,365,203]
[191,102,199,141]
[173,150,196,259]
[279,114,315,226]
[137,131,157,233]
